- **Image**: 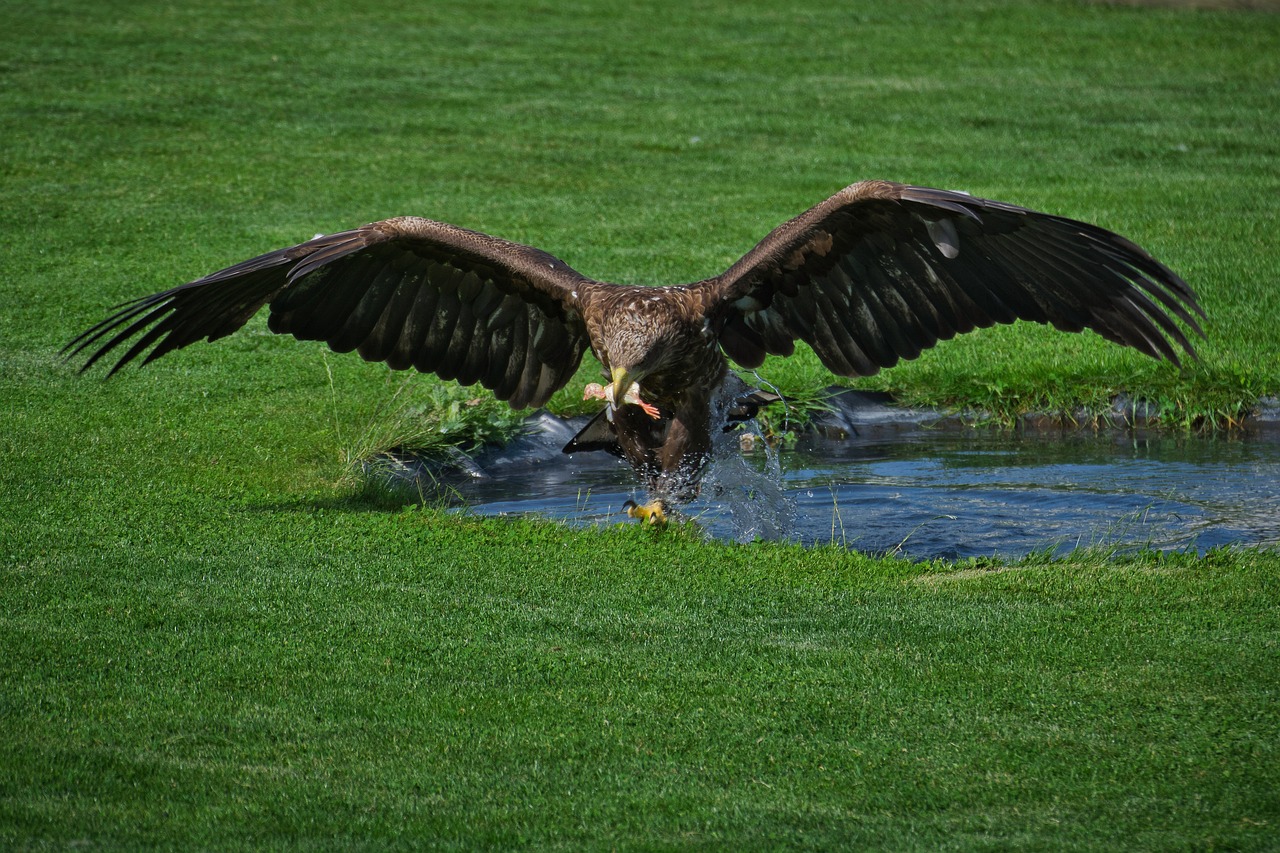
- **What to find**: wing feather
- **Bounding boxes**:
[67,217,595,407]
[893,238,972,338]
[386,266,438,371]
[420,267,463,377]
[495,309,531,403]
[329,260,404,354]
[356,272,425,365]
[697,181,1204,376]
[511,315,544,410]
[982,220,1192,361]
[808,287,856,375]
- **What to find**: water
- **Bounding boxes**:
[778,431,1280,558]
[412,426,1280,559]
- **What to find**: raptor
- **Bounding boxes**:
[67,181,1205,524]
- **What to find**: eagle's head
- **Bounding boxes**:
[601,300,677,404]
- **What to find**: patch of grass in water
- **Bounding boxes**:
[324,360,532,488]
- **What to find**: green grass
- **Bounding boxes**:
[5,0,1279,425]
[4,511,1279,849]
[3,0,1279,848]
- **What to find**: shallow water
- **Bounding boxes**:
[429,428,1280,559]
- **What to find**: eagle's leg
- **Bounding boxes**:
[611,405,672,523]
[612,397,710,524]
[651,400,712,505]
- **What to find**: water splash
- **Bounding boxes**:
[687,380,797,542]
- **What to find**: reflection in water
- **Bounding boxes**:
[432,428,1280,559]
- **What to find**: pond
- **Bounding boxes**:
[390,407,1280,560]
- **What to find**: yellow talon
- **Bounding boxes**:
[623,499,668,526]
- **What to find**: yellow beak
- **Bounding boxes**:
[609,366,635,406]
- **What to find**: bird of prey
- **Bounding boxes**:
[66,180,1205,524]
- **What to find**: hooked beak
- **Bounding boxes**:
[609,366,636,406]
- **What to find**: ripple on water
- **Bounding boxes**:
[419,427,1280,559]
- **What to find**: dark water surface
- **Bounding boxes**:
[433,427,1280,559]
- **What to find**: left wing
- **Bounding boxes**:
[695,181,1205,375]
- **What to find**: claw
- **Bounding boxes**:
[622,499,668,526]
[637,399,661,420]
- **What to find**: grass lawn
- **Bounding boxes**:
[2,0,1278,848]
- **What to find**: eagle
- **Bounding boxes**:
[66,180,1205,524]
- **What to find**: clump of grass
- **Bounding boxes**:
[851,341,1270,432]
[911,370,1264,432]
[325,359,529,487]
[737,373,835,446]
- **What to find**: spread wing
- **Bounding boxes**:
[65,218,595,409]
[698,181,1205,375]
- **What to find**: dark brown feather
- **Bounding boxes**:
[328,261,403,354]
[356,274,424,365]
[700,181,1204,377]
[493,311,529,402]
[66,219,594,409]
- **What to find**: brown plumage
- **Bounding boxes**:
[66,180,1205,518]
